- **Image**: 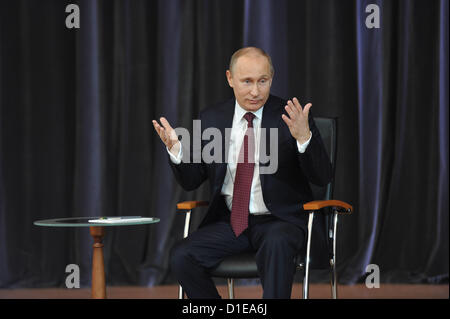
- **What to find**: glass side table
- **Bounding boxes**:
[34,216,160,299]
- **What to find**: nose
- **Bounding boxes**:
[250,83,259,97]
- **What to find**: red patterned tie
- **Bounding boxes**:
[231,112,256,237]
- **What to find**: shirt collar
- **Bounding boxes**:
[234,100,264,122]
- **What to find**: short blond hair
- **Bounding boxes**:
[229,47,274,76]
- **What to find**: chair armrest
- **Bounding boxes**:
[177,201,209,211]
[303,200,353,214]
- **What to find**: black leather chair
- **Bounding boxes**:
[176,117,353,299]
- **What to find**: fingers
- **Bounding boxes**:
[283,98,312,130]
[152,119,170,144]
[153,117,179,149]
[152,120,165,137]
[303,103,312,116]
[285,100,298,120]
[153,117,174,135]
[281,114,292,127]
[159,117,173,132]
[288,97,312,117]
[292,97,302,112]
[152,119,162,134]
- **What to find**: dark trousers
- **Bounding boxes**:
[170,212,305,299]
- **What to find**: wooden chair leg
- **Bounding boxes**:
[90,226,106,299]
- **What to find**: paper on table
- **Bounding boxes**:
[88,217,155,223]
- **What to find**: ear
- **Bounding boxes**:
[226,70,233,88]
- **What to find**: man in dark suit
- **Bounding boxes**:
[153,47,331,298]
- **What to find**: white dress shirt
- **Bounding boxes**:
[167,100,312,215]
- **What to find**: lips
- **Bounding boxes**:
[249,99,260,104]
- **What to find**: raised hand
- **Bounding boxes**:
[281,97,312,144]
[152,117,180,156]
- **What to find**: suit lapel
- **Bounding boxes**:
[259,95,282,189]
[214,99,235,186]
[260,95,282,132]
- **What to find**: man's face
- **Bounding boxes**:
[226,54,273,112]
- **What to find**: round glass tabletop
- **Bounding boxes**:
[34,216,160,227]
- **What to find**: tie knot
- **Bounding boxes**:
[243,112,255,127]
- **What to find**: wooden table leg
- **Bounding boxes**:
[90,226,106,299]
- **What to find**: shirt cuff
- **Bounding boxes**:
[167,141,183,164]
[296,131,312,153]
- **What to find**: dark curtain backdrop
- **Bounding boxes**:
[0,0,447,288]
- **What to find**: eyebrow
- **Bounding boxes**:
[240,76,270,81]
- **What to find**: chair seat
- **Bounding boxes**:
[208,252,306,279]
[209,252,259,278]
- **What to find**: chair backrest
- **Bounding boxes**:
[307,117,337,269]
[309,117,337,201]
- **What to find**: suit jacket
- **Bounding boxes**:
[169,94,332,241]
